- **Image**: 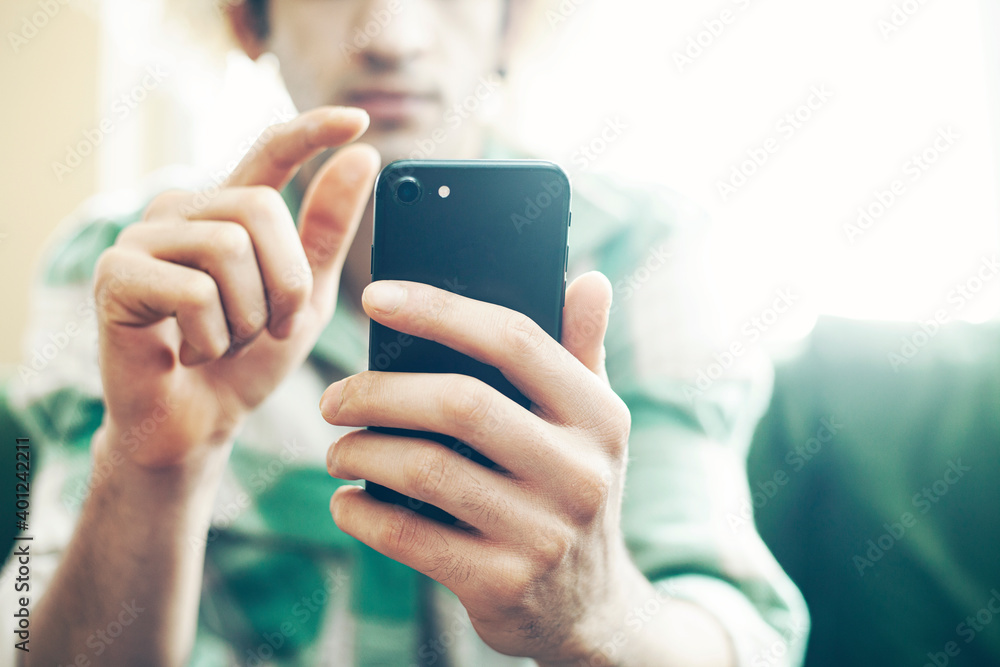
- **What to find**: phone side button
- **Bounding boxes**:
[564,245,569,273]
[568,211,572,227]
[561,278,566,308]
[370,243,374,275]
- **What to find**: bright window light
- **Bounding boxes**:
[98,0,1000,344]
[510,0,1000,340]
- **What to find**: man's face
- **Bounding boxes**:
[265,0,507,162]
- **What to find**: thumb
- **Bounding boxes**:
[297,143,381,306]
[561,271,614,383]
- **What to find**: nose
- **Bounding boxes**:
[354,0,433,71]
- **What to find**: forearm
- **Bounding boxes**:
[25,428,230,667]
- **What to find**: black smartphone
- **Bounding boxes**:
[366,159,572,523]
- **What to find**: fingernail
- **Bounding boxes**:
[320,381,344,420]
[364,281,406,314]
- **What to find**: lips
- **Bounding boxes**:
[346,89,438,124]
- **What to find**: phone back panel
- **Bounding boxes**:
[367,160,571,520]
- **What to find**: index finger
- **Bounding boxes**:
[360,281,614,427]
[227,106,370,190]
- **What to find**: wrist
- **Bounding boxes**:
[543,567,737,667]
[98,403,241,471]
[535,547,649,667]
[92,421,233,506]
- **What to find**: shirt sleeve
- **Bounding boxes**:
[582,180,810,666]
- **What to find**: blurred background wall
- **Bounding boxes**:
[1,0,99,368]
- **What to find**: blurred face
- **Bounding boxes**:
[264,0,508,161]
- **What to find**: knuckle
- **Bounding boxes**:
[114,223,143,248]
[183,272,221,311]
[487,563,533,610]
[279,258,314,293]
[232,307,267,344]
[501,313,547,358]
[409,447,449,500]
[272,261,312,311]
[459,477,509,530]
[210,224,254,263]
[566,463,613,525]
[142,189,187,221]
[381,507,423,557]
[93,249,126,308]
[426,551,473,585]
[245,185,287,216]
[580,390,632,456]
[601,395,632,455]
[445,378,494,430]
[614,395,632,431]
[94,247,117,284]
[533,523,573,570]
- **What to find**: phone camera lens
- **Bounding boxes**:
[395,178,421,205]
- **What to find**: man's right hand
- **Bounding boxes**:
[92,106,380,469]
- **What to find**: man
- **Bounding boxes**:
[8,1,807,664]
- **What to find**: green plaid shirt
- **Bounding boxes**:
[3,157,807,666]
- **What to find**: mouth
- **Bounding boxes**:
[345,88,438,124]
